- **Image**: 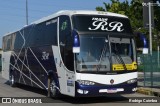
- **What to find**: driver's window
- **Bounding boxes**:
[59,15,74,71]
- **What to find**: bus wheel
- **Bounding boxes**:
[47,78,58,98]
[9,73,16,87]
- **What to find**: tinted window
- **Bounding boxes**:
[28,18,58,47]
[59,15,74,71]
[14,31,25,49]
[3,33,16,51]
[3,36,11,51]
[24,25,36,47]
[14,18,58,49]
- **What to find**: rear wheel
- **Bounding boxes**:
[9,72,16,87]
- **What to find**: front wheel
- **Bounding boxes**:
[47,78,60,98]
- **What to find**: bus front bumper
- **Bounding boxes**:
[75,82,137,97]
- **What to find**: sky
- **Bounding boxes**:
[0,0,127,48]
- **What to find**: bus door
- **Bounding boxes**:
[52,46,67,95]
[54,16,75,96]
[52,46,75,96]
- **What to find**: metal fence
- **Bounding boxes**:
[138,51,160,88]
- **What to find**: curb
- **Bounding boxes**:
[137,88,160,97]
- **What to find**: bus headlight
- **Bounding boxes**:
[77,80,95,85]
[127,79,137,84]
[77,89,89,94]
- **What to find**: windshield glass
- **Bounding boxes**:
[76,35,136,72]
[76,35,110,72]
[110,37,136,71]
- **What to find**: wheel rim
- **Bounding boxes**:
[11,75,14,85]
[50,81,56,96]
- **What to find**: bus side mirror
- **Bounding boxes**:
[72,30,80,53]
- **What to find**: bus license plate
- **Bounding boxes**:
[107,89,117,93]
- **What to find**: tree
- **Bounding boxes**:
[96,6,105,11]
[95,0,160,50]
[102,0,126,15]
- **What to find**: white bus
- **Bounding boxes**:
[2,10,137,97]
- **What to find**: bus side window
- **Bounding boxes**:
[14,31,24,50]
[59,15,74,71]
[3,34,14,51]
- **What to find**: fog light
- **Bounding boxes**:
[84,90,89,94]
[132,87,137,91]
[77,89,83,94]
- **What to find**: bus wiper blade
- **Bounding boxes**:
[112,49,127,71]
[96,43,108,71]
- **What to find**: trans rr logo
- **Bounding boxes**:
[88,17,124,32]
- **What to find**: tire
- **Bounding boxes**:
[9,72,16,87]
[47,78,59,98]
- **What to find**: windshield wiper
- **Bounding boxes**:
[112,49,128,71]
[96,42,108,71]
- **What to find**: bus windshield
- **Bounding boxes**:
[76,35,110,72]
[75,35,135,72]
[110,37,135,71]
[73,15,136,73]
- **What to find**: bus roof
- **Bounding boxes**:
[33,10,128,24]
[3,10,128,37]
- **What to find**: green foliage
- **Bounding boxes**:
[96,6,105,11]
[96,0,160,50]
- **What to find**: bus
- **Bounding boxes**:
[2,10,137,97]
